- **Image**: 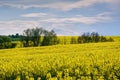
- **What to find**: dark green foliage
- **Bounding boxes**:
[77,36,82,43]
[21,27,58,47]
[91,32,100,42]
[9,33,21,41]
[63,37,67,44]
[0,36,12,49]
[108,37,114,42]
[70,37,77,44]
[31,27,43,46]
[77,32,114,44]
[11,43,17,48]
[21,27,43,47]
[41,30,58,46]
[41,30,50,46]
[0,30,115,49]
[100,36,107,42]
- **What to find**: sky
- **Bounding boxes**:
[0,0,120,36]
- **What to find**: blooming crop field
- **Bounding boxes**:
[0,42,120,80]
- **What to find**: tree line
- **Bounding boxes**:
[21,27,58,47]
[0,27,114,49]
[70,32,114,44]
[0,36,12,49]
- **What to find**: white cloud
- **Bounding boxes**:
[20,12,111,24]
[41,0,110,11]
[41,12,111,24]
[0,20,75,35]
[21,13,48,18]
[0,20,41,35]
[49,23,80,36]
[0,0,119,11]
[0,12,111,35]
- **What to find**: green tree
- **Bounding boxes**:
[63,37,67,44]
[91,32,100,42]
[77,36,82,43]
[0,37,4,49]
[31,27,43,46]
[21,29,32,47]
[108,37,114,42]
[77,32,107,43]
[100,36,107,42]
[79,32,91,43]
[21,27,43,47]
[0,36,12,49]
[70,36,77,44]
[41,30,58,46]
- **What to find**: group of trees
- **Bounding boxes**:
[0,36,12,49]
[0,27,58,49]
[21,27,58,47]
[0,36,18,49]
[9,33,20,41]
[70,32,114,44]
[77,32,114,43]
[0,27,114,49]
[41,30,58,46]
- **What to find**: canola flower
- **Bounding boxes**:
[0,42,120,80]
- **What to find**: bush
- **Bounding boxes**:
[0,36,12,49]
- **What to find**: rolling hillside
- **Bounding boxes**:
[0,42,120,80]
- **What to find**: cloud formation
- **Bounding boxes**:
[0,0,119,11]
[40,12,111,24]
[0,12,111,35]
[41,0,118,11]
[21,13,48,18]
[0,0,118,35]
[0,20,40,35]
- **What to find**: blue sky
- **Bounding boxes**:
[0,0,120,35]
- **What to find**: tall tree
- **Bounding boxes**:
[70,36,77,44]
[21,27,43,47]
[91,32,100,42]
[31,27,43,46]
[41,30,58,46]
[22,29,32,47]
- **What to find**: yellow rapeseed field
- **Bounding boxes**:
[0,42,120,80]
